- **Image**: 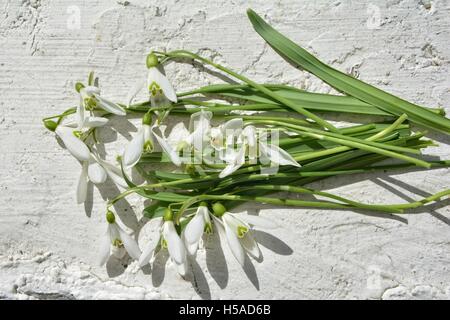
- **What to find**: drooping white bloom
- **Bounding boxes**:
[122,113,181,168]
[49,86,112,163]
[167,110,213,152]
[183,205,212,255]
[126,52,177,107]
[76,90,109,129]
[210,118,244,151]
[211,203,277,266]
[139,210,186,276]
[79,85,126,116]
[215,121,300,178]
[162,220,186,267]
[54,125,91,161]
[219,146,246,178]
[258,131,300,168]
[99,211,141,266]
[76,152,127,204]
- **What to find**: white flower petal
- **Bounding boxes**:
[184,206,207,245]
[87,161,107,184]
[97,159,128,188]
[148,67,177,103]
[185,239,199,256]
[138,237,159,267]
[260,142,301,167]
[189,110,212,147]
[143,124,153,144]
[55,126,90,161]
[76,162,88,204]
[223,219,245,266]
[166,122,189,149]
[118,227,141,260]
[189,110,212,132]
[239,232,261,260]
[222,213,250,233]
[242,125,257,147]
[83,116,109,128]
[94,94,126,116]
[163,221,185,265]
[99,225,112,266]
[175,261,187,277]
[76,100,85,129]
[83,86,101,96]
[236,214,278,229]
[152,126,182,166]
[122,129,145,168]
[219,146,245,178]
[223,118,243,131]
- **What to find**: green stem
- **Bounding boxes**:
[249,119,430,168]
[174,187,450,223]
[155,49,340,133]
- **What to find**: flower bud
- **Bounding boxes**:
[106,210,116,224]
[44,120,57,132]
[75,82,85,93]
[212,202,226,217]
[142,112,152,125]
[163,208,173,221]
[146,53,159,69]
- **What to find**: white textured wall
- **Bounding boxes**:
[0,0,449,300]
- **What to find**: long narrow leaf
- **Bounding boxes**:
[247,9,450,134]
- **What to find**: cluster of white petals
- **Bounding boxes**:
[47,53,286,279]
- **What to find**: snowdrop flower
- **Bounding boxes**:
[163,110,213,167]
[77,83,126,116]
[76,153,127,204]
[75,89,109,130]
[216,122,300,178]
[139,208,186,275]
[43,85,113,163]
[146,53,177,105]
[258,131,301,168]
[169,110,212,152]
[44,120,90,162]
[215,119,255,178]
[183,203,213,255]
[210,202,277,266]
[127,53,177,107]
[210,118,244,151]
[99,211,141,266]
[122,113,181,168]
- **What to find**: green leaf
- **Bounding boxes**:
[143,201,169,219]
[146,192,191,202]
[247,9,450,134]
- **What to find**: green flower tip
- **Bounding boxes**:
[146,53,159,69]
[212,202,226,217]
[185,164,196,175]
[199,201,208,208]
[44,120,58,132]
[142,112,152,125]
[163,208,173,222]
[75,82,85,93]
[106,210,116,224]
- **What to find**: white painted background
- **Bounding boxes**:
[0,0,449,299]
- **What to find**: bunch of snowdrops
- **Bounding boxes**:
[43,10,450,276]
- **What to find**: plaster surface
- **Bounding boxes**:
[0,0,449,299]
